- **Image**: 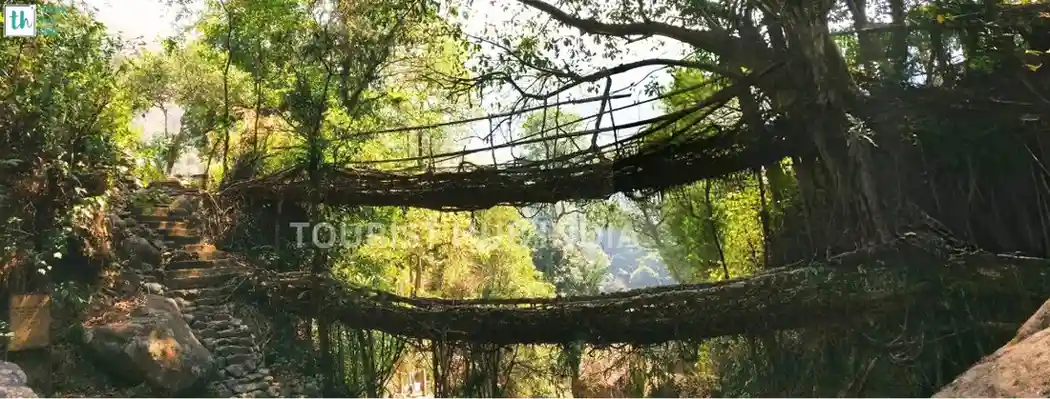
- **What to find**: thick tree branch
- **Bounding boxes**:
[517,0,766,69]
[555,58,741,88]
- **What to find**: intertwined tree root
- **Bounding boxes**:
[238,234,1050,345]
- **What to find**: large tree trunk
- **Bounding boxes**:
[164,129,185,175]
[774,0,893,243]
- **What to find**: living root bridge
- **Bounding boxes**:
[243,237,1050,345]
[219,127,799,211]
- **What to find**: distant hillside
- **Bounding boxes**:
[525,205,675,292]
[596,228,674,291]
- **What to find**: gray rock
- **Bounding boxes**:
[234,382,268,394]
[0,385,39,398]
[0,362,27,386]
[226,364,248,378]
[211,328,244,339]
[143,282,165,295]
[226,353,257,366]
[210,313,232,322]
[117,271,142,295]
[0,361,38,398]
[121,235,162,267]
[83,295,216,395]
[217,346,253,356]
[174,297,191,309]
[111,215,128,230]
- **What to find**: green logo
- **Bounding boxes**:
[35,5,67,36]
[1,4,67,37]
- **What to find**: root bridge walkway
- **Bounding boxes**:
[148,180,1050,346]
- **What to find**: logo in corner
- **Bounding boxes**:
[4,5,36,37]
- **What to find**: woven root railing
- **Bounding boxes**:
[219,123,801,210]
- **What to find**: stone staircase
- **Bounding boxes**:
[130,179,282,398]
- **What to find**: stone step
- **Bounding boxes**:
[142,220,191,230]
[167,275,232,290]
[135,214,187,223]
[170,249,228,262]
[166,267,241,289]
[201,325,250,340]
[216,345,255,357]
[178,243,219,255]
[188,305,234,317]
[168,287,227,301]
[164,234,204,246]
[170,243,221,255]
[189,311,231,324]
[137,206,187,217]
[204,336,255,348]
[192,318,237,331]
[148,179,184,189]
[239,389,270,398]
[167,278,219,290]
[182,298,225,310]
[166,266,241,281]
[231,381,270,395]
[155,227,198,240]
[240,372,273,385]
[192,295,226,307]
[226,353,262,368]
[167,258,229,270]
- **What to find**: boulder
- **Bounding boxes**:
[1010,298,1050,345]
[935,298,1050,397]
[143,282,165,295]
[83,295,216,395]
[121,235,161,268]
[115,271,142,296]
[0,361,38,398]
